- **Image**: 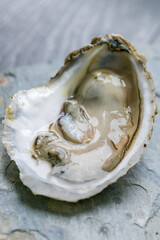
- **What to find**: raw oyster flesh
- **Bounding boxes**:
[2,34,156,201]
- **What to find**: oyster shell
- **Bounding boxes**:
[2,34,156,202]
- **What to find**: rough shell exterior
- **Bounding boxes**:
[2,34,157,202]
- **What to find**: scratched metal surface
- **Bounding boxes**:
[0,1,160,240]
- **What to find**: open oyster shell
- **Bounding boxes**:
[2,34,156,202]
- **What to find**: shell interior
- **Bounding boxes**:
[2,35,156,201]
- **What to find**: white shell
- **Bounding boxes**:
[2,34,156,202]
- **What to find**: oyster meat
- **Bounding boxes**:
[2,34,156,202]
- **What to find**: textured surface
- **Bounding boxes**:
[0,49,160,239]
[1,0,160,238]
[0,0,160,73]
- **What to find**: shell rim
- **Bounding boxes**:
[2,33,157,202]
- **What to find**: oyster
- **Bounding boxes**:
[2,34,156,202]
